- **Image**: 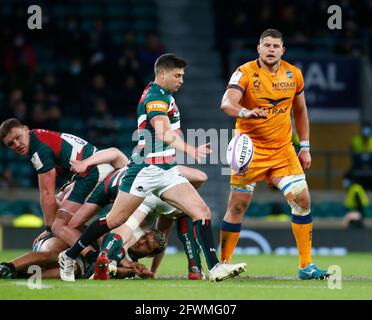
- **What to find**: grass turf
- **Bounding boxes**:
[1,250,372,300]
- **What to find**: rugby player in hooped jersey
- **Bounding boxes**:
[219,29,329,280]
[0,119,116,254]
[59,53,246,282]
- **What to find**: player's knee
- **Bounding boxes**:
[197,171,208,184]
[296,192,310,211]
[67,216,84,230]
[279,176,310,216]
[192,203,211,220]
[106,215,124,230]
[229,200,249,216]
[51,220,63,236]
[190,171,208,189]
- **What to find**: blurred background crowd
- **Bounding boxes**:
[0,0,371,227]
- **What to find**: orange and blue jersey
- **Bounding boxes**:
[227,59,304,149]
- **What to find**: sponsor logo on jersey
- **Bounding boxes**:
[252,72,259,78]
[146,100,168,113]
[272,81,296,89]
[229,70,243,85]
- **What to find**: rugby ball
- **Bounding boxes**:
[226,134,254,173]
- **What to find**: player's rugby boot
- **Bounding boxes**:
[209,262,247,282]
[0,263,16,279]
[58,250,76,282]
[298,263,330,280]
[188,266,205,280]
[94,251,110,280]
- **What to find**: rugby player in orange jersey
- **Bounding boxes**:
[219,29,329,280]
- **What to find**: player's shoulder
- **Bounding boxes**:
[146,83,171,103]
[236,59,259,74]
[32,128,61,139]
[281,59,303,74]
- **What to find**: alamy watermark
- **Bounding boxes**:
[327,265,342,290]
[27,265,42,289]
[327,5,342,30]
[27,5,42,29]
[132,125,236,175]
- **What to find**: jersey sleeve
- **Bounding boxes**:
[30,144,55,174]
[145,96,169,121]
[294,67,305,95]
[226,66,249,94]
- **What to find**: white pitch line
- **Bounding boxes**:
[10,281,54,289]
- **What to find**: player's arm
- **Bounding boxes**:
[150,115,211,162]
[70,147,129,173]
[220,89,267,119]
[150,215,174,274]
[38,168,58,227]
[115,259,154,279]
[292,91,311,170]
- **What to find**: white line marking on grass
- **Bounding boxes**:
[62,283,113,287]
[11,281,54,289]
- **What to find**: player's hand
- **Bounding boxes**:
[70,159,88,173]
[194,143,212,162]
[132,262,155,279]
[32,230,50,249]
[298,149,311,170]
[247,108,268,119]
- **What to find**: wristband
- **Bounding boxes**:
[299,140,310,151]
[45,225,52,232]
[238,108,249,118]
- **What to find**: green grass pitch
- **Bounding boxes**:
[1,250,372,300]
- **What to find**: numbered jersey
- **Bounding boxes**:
[136,82,180,167]
[28,129,97,175]
[227,59,304,149]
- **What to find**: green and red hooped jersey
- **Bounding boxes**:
[28,129,97,176]
[136,82,180,166]
[86,167,127,207]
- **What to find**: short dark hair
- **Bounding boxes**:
[0,118,24,141]
[151,229,167,254]
[154,53,187,75]
[259,29,283,43]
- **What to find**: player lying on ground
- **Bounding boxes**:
[0,118,117,248]
[0,227,165,280]
[67,147,207,279]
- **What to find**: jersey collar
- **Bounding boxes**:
[151,82,172,95]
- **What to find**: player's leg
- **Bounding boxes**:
[176,214,203,279]
[0,236,65,279]
[274,174,313,266]
[160,177,246,281]
[59,190,144,281]
[272,157,329,280]
[220,187,253,262]
[177,165,208,189]
[51,199,83,243]
[161,182,218,267]
[54,164,114,244]
[150,215,174,276]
